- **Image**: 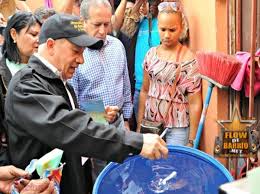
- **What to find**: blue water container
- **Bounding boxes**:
[93,146,233,194]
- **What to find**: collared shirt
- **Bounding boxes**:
[69,35,133,119]
[34,53,76,109]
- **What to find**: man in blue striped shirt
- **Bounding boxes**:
[69,0,133,183]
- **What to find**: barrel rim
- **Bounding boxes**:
[93,145,233,193]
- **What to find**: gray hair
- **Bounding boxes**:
[80,0,112,20]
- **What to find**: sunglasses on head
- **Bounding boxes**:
[158,2,182,12]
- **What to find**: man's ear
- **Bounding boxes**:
[10,28,17,43]
[46,38,55,56]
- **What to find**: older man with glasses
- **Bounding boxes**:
[69,0,134,183]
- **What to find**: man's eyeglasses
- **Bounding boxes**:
[158,2,182,12]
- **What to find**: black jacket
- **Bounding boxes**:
[5,55,143,194]
[0,56,11,166]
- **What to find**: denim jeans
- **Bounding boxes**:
[165,127,190,146]
[91,115,125,183]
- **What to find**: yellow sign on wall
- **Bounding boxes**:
[214,107,258,157]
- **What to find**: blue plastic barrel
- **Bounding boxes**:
[93,146,233,194]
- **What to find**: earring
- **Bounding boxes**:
[13,40,16,43]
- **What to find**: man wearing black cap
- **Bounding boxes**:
[5,13,168,194]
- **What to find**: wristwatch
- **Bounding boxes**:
[188,139,194,147]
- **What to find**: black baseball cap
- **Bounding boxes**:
[39,13,103,49]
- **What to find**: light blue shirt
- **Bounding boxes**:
[69,35,133,119]
[135,17,160,90]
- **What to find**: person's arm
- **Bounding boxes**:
[7,77,143,163]
[15,0,31,12]
[137,69,150,132]
[131,0,146,15]
[184,54,202,147]
[8,77,168,162]
[120,0,145,38]
[187,90,202,147]
[7,72,169,164]
[111,0,127,33]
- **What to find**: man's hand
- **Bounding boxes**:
[0,165,28,180]
[0,166,55,194]
[20,179,55,194]
[104,106,120,123]
[140,134,168,160]
[0,165,29,193]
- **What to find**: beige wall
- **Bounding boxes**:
[182,0,217,52]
